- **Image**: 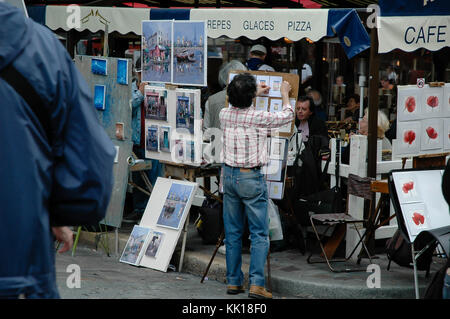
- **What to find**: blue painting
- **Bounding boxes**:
[117,59,128,85]
[172,21,206,86]
[156,183,195,230]
[91,58,107,76]
[146,125,159,152]
[176,93,194,134]
[142,21,172,83]
[94,85,106,110]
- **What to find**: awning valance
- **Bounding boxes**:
[378,0,450,53]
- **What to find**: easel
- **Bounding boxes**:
[161,161,221,272]
[408,152,449,299]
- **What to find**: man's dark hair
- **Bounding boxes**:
[297,95,315,114]
[227,73,256,109]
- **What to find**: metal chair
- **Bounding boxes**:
[307,173,375,272]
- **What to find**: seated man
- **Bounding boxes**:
[295,96,328,143]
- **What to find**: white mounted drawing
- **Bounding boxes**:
[397,86,422,121]
[396,121,421,155]
[421,86,443,119]
[420,118,443,151]
[120,225,152,266]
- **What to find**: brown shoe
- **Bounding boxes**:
[226,285,245,295]
[248,285,272,299]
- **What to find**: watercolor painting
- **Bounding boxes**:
[420,118,443,151]
[146,124,159,152]
[156,183,195,230]
[94,84,106,111]
[144,231,164,258]
[397,87,422,122]
[144,88,168,121]
[396,121,421,155]
[255,97,269,111]
[172,21,207,86]
[120,225,151,266]
[159,126,171,153]
[269,76,283,98]
[176,92,195,134]
[421,86,443,118]
[142,21,172,83]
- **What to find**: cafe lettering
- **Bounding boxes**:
[404,25,447,44]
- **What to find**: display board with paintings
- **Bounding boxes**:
[264,137,289,200]
[226,70,299,138]
[75,55,133,228]
[141,20,207,86]
[119,178,197,272]
[389,168,450,243]
[144,87,202,166]
[392,83,450,158]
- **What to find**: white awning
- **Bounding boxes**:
[46,6,150,35]
[378,15,450,53]
[190,9,329,41]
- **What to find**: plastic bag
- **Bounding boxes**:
[268,199,283,241]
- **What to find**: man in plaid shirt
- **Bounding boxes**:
[219,73,293,299]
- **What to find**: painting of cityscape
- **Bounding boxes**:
[144,230,164,258]
[120,225,151,266]
[144,88,168,121]
[176,92,195,134]
[172,21,206,86]
[146,124,159,152]
[142,21,172,83]
[156,183,195,230]
[159,126,171,153]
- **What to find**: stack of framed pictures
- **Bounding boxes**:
[393,83,450,158]
[263,137,289,200]
[226,70,299,137]
[120,178,198,272]
[144,87,201,166]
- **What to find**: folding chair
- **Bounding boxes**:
[307,173,375,272]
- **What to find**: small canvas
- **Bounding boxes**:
[420,118,443,151]
[265,159,282,181]
[117,59,128,85]
[156,183,195,230]
[91,58,107,76]
[145,87,168,121]
[173,139,185,162]
[421,86,443,119]
[144,231,165,258]
[269,76,283,98]
[172,21,207,86]
[146,124,159,152]
[256,75,270,96]
[269,99,283,113]
[120,225,151,266]
[269,182,283,200]
[396,121,421,155]
[142,20,172,83]
[270,138,286,160]
[397,86,421,121]
[115,122,124,140]
[255,97,269,111]
[159,126,171,153]
[94,84,106,110]
[394,174,422,204]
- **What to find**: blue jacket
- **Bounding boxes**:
[131,80,144,146]
[0,4,115,298]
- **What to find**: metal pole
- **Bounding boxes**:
[412,244,420,299]
[367,28,379,179]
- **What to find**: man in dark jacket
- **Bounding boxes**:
[295,96,328,143]
[0,3,115,298]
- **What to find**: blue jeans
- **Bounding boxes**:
[222,164,269,287]
[443,269,450,299]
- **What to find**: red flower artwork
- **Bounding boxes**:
[427,96,439,108]
[403,130,416,145]
[402,181,414,194]
[412,212,425,226]
[426,126,438,139]
[405,96,416,113]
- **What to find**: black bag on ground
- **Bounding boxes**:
[386,229,436,274]
[196,198,223,245]
[423,256,450,299]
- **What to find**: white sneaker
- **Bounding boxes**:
[218,245,226,255]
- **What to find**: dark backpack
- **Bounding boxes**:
[196,198,223,245]
[386,229,436,275]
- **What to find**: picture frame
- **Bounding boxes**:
[176,92,195,134]
[146,124,159,152]
[159,126,171,153]
[144,87,168,121]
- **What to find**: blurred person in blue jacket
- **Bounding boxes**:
[125,57,162,223]
[0,3,115,298]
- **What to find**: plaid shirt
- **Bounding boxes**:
[219,104,294,168]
